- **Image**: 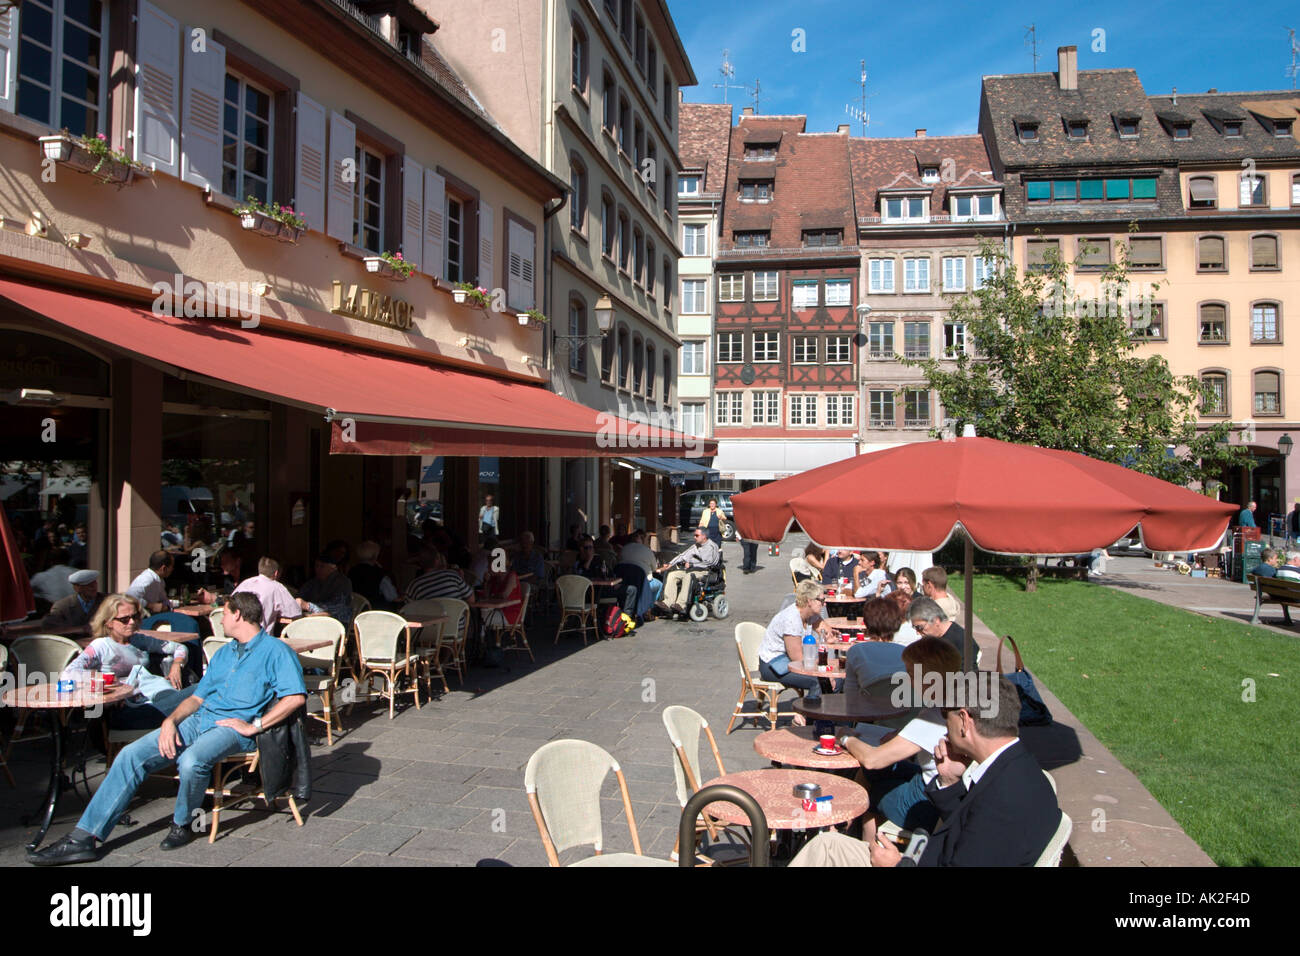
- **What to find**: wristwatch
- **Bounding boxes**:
[253,716,263,734]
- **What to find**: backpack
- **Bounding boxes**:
[601,603,627,639]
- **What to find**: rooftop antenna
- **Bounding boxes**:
[844,59,876,135]
[747,78,763,114]
[713,49,743,104]
[1025,24,1039,71]
[1172,85,1178,105]
[1287,28,1299,89]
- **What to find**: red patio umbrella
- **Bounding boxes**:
[1,505,36,625]
[732,436,1237,667]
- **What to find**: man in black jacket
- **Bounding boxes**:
[790,676,1060,867]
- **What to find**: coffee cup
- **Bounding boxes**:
[819,734,836,751]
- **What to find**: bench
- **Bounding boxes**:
[1248,574,1300,626]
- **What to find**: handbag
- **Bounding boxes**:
[766,653,791,677]
[995,635,1051,726]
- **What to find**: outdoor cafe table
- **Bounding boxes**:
[171,604,211,617]
[2,681,136,851]
[701,768,868,831]
[1,621,90,644]
[794,694,909,725]
[467,597,521,664]
[753,727,860,771]
[787,658,846,679]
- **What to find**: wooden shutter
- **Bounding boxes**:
[326,111,356,243]
[180,34,226,189]
[294,92,327,233]
[1128,237,1162,268]
[134,0,181,176]
[507,219,535,310]
[1198,236,1225,268]
[400,156,423,273]
[1079,238,1110,267]
[1251,235,1278,268]
[478,200,494,290]
[0,5,17,114]
[422,168,446,281]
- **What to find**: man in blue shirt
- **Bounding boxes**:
[1252,548,1281,578]
[1237,501,1257,527]
[29,591,306,865]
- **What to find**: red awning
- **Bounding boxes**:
[0,280,713,459]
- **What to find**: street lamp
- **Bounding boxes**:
[553,291,615,354]
[1279,433,1294,457]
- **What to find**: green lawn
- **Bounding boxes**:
[966,573,1300,867]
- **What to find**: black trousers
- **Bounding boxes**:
[742,541,759,571]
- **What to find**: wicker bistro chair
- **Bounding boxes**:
[425,598,470,686]
[209,607,226,639]
[207,721,305,844]
[202,636,231,666]
[398,599,451,696]
[353,611,421,720]
[490,582,534,662]
[524,740,674,867]
[0,645,13,786]
[726,622,800,734]
[554,575,597,645]
[5,635,82,758]
[282,616,345,745]
[663,705,749,863]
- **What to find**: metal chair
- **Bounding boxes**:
[554,575,596,645]
[283,616,345,744]
[726,622,799,733]
[5,635,82,758]
[353,610,421,719]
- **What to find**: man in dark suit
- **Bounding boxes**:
[790,676,1060,867]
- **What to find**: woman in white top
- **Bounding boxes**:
[758,580,840,723]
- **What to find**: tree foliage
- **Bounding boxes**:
[906,230,1249,488]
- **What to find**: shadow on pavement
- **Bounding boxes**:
[1017,721,1084,774]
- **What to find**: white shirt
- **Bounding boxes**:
[760,603,807,664]
[853,568,888,598]
[893,619,921,647]
[966,738,1020,788]
[126,567,168,608]
[897,708,946,784]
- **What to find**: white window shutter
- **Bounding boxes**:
[180,34,225,189]
[294,92,327,233]
[0,5,18,115]
[134,0,181,176]
[507,219,535,310]
[401,156,424,274]
[477,200,494,290]
[422,167,446,281]
[326,111,356,243]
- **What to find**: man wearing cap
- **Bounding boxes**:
[43,569,106,629]
[298,553,354,626]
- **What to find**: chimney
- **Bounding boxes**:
[741,106,753,116]
[837,123,850,134]
[915,128,927,138]
[1057,46,1078,91]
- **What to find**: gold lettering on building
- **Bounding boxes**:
[330,280,414,331]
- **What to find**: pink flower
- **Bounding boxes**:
[394,252,404,260]
[96,133,107,141]
[282,206,293,214]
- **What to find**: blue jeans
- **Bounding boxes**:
[869,762,940,831]
[759,658,821,701]
[76,714,255,841]
[639,577,663,616]
[107,686,197,731]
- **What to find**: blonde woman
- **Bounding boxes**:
[757,580,840,725]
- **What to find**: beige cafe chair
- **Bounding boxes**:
[554,574,597,645]
[524,740,674,868]
[209,607,226,639]
[283,616,345,745]
[202,636,232,667]
[5,635,82,758]
[726,622,799,734]
[0,645,13,786]
[426,597,470,686]
[354,610,421,719]
[207,732,304,844]
[663,705,747,863]
[490,582,534,662]
[398,599,450,696]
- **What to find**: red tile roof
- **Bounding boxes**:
[678,102,734,193]
[849,135,996,220]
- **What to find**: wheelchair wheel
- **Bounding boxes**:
[711,596,730,619]
[687,602,709,622]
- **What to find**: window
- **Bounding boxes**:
[633,116,644,166]
[904,389,931,427]
[944,322,967,357]
[740,180,774,202]
[1251,234,1279,270]
[634,13,645,73]
[921,166,940,183]
[903,257,930,293]
[600,192,614,257]
[718,274,744,302]
[619,0,632,43]
[752,390,780,425]
[942,257,966,291]
[972,257,995,290]
[868,322,894,359]
[600,324,616,382]
[884,196,927,221]
[1197,236,1226,272]
[569,156,587,233]
[1026,239,1059,272]
[632,339,644,397]
[1077,237,1112,270]
[1130,302,1165,340]
[445,195,465,282]
[753,332,780,363]
[1251,303,1280,343]
[662,257,672,309]
[869,258,895,293]
[618,95,631,153]
[789,394,818,426]
[1240,173,1266,207]
[1188,176,1217,209]
[791,281,819,311]
[679,175,701,196]
[681,279,706,313]
[632,226,644,283]
[1200,372,1228,416]
[1066,119,1088,140]
[612,325,630,388]
[352,145,385,253]
[571,18,588,93]
[1171,122,1192,139]
[617,210,630,271]
[681,341,707,375]
[824,279,851,306]
[568,299,587,375]
[826,395,855,427]
[682,223,708,256]
[793,336,817,364]
[1116,116,1139,138]
[716,392,743,426]
[904,321,930,359]
[953,194,997,220]
[1223,120,1243,137]
[1293,173,1300,206]
[717,332,743,363]
[1017,122,1038,143]
[602,71,616,131]
[680,402,707,437]
[647,43,657,97]
[1027,177,1157,203]
[222,73,274,204]
[869,390,895,427]
[744,142,778,160]
[826,335,851,364]
[16,0,108,136]
[1126,236,1164,271]
[1273,118,1294,138]
[1254,370,1282,415]
[645,239,655,296]
[1198,303,1228,343]
[663,73,672,125]
[734,231,770,248]
[645,343,655,399]
[753,271,779,301]
[803,230,842,248]
[645,139,657,193]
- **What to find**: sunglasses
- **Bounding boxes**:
[112,613,142,624]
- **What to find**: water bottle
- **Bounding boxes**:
[802,632,817,668]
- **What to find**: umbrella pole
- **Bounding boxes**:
[963,536,975,671]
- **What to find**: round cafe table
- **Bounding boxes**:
[701,769,868,831]
[3,682,136,851]
[794,694,910,725]
[787,659,846,679]
[753,727,860,771]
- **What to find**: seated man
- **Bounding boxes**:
[820,549,859,586]
[1275,550,1300,581]
[654,528,719,615]
[1251,547,1281,578]
[574,537,613,580]
[909,596,967,659]
[614,529,662,619]
[790,675,1060,867]
[126,550,174,615]
[921,566,963,621]
[511,531,547,583]
[297,553,354,626]
[29,591,306,864]
[852,551,891,598]
[233,556,303,631]
[43,568,106,629]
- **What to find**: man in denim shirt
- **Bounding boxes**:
[29,591,306,865]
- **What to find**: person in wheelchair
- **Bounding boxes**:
[654,528,719,618]
[679,551,730,621]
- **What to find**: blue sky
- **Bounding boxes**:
[668,0,1300,137]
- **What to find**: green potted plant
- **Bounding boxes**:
[38,131,145,185]
[233,196,307,243]
[364,250,415,280]
[453,281,491,306]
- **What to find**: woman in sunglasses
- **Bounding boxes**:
[62,594,196,729]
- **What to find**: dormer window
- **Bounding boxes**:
[803,229,842,248]
[883,196,927,221]
[1065,119,1088,140]
[739,179,773,202]
[952,193,997,221]
[744,143,778,161]
[1224,120,1243,137]
[1172,123,1191,139]
[921,166,940,183]
[678,175,700,196]
[1274,118,1294,138]
[1116,117,1139,138]
[1017,122,1039,143]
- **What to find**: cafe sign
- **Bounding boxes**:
[331,281,415,331]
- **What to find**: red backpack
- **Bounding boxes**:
[601,603,627,639]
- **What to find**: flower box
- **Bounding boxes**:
[364,256,408,281]
[276,223,304,244]
[240,211,284,238]
[38,133,140,185]
[517,312,531,326]
[453,288,469,304]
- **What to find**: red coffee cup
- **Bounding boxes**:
[102,672,115,688]
[801,797,816,812]
[819,734,836,751]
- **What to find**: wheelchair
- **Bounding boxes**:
[681,557,730,622]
